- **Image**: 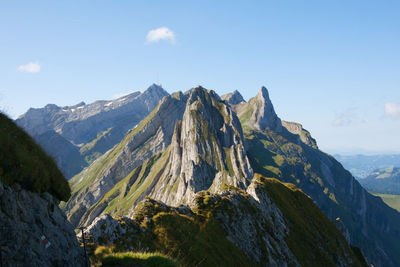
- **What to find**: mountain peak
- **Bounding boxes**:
[145,83,168,96]
[157,86,253,204]
[236,86,282,132]
[221,90,245,105]
[257,86,270,100]
[187,86,221,102]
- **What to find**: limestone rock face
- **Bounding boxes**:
[199,188,298,266]
[221,90,245,105]
[281,120,318,148]
[235,86,282,132]
[149,87,253,205]
[0,180,84,267]
[15,84,169,178]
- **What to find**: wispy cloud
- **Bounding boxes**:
[384,102,400,119]
[332,107,365,127]
[17,61,41,73]
[146,27,175,44]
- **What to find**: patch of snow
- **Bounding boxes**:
[105,102,113,107]
[77,106,84,110]
[118,98,126,102]
[71,109,76,112]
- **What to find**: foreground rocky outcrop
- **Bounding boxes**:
[0,180,84,267]
[0,113,84,267]
[82,176,366,267]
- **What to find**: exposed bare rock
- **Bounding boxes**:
[221,90,245,105]
[234,86,282,132]
[0,180,84,267]
[281,120,318,148]
[149,87,253,206]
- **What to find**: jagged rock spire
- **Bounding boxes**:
[150,86,253,205]
[236,86,282,132]
[252,86,282,132]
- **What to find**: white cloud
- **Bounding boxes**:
[384,102,400,119]
[146,27,175,44]
[17,62,41,73]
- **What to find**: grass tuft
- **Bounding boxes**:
[101,251,178,267]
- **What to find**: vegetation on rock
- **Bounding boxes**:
[0,113,70,201]
[98,250,178,267]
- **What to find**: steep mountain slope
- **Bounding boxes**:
[360,167,400,194]
[0,113,84,266]
[64,92,187,226]
[83,176,366,267]
[16,84,169,178]
[232,88,400,267]
[64,87,253,226]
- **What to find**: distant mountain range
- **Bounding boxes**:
[360,167,400,195]
[17,84,400,266]
[15,84,168,178]
[334,154,400,179]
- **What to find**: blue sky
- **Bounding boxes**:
[1,1,399,153]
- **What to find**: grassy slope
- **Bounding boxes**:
[100,251,178,267]
[68,101,161,200]
[0,113,70,201]
[95,199,256,267]
[371,192,400,212]
[260,176,366,267]
[83,149,169,220]
[243,126,400,266]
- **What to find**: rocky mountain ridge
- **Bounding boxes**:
[16,84,169,178]
[64,87,254,226]
[62,85,400,266]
